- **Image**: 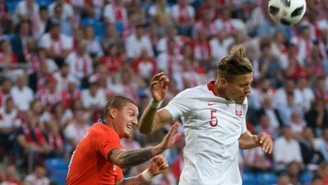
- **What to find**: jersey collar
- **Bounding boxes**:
[207,81,217,96]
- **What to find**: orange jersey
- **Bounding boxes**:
[66,122,124,185]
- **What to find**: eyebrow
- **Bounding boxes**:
[127,108,137,113]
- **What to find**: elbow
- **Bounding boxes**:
[111,156,127,169]
[138,126,152,135]
[115,161,127,169]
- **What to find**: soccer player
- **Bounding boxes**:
[138,45,273,185]
[66,96,181,185]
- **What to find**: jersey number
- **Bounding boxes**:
[210,110,218,127]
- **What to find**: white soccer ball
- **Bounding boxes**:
[268,0,307,25]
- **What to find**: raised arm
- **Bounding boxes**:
[109,123,180,168]
[139,73,171,134]
[116,155,169,185]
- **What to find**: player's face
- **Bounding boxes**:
[115,103,139,138]
[225,73,253,104]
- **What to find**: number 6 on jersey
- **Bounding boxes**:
[210,110,218,127]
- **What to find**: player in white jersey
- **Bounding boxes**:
[138,45,273,185]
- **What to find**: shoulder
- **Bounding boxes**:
[175,85,208,98]
[89,123,119,137]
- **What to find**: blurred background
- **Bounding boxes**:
[0,0,327,184]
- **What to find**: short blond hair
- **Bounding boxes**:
[217,44,253,82]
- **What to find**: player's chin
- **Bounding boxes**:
[235,97,245,104]
[123,129,133,138]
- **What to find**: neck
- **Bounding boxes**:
[104,120,121,138]
[214,80,229,100]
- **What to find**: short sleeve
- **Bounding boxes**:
[164,89,195,120]
[90,126,123,159]
[115,167,123,181]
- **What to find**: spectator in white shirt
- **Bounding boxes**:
[81,78,106,110]
[13,0,39,24]
[38,20,73,67]
[209,30,235,63]
[48,0,74,21]
[273,126,303,172]
[148,0,171,34]
[297,77,315,112]
[0,98,21,152]
[83,26,103,58]
[171,0,195,36]
[53,63,77,92]
[125,24,154,59]
[275,174,293,185]
[65,40,93,80]
[289,110,306,140]
[157,39,183,78]
[103,0,127,24]
[273,78,303,108]
[24,165,50,185]
[10,75,34,112]
[156,25,188,54]
[64,109,90,152]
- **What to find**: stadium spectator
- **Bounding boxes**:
[273,126,303,172]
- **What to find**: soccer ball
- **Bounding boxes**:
[268,0,307,25]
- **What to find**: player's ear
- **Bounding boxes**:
[109,107,117,119]
[219,78,227,86]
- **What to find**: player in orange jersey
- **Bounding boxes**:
[66,95,180,185]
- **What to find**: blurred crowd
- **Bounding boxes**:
[0,0,328,184]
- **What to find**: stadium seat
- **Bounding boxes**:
[115,22,124,35]
[44,158,70,170]
[36,0,51,7]
[301,172,313,184]
[256,173,278,185]
[5,1,19,14]
[242,172,257,185]
[51,168,68,185]
[81,18,97,27]
[95,22,105,38]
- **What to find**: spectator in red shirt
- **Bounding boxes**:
[196,0,218,21]
[99,44,122,73]
[0,39,17,65]
[2,163,21,185]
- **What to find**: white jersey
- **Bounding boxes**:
[164,82,247,185]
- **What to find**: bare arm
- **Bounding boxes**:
[17,135,34,149]
[116,175,148,185]
[238,130,259,150]
[109,123,180,168]
[108,147,161,169]
[139,107,172,134]
[138,73,171,135]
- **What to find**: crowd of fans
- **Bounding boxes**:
[0,0,328,184]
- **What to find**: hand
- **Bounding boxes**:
[158,122,181,151]
[253,133,273,154]
[150,72,169,103]
[148,154,169,176]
